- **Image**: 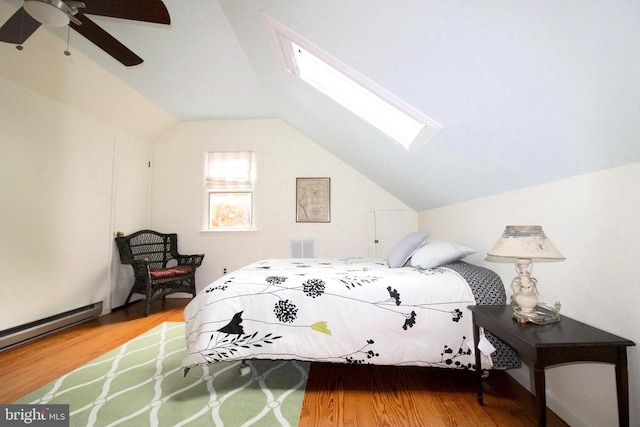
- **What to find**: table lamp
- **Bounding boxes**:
[487,226,564,317]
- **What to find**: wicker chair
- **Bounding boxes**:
[115,230,204,317]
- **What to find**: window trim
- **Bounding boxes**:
[202,151,257,232]
[262,12,443,154]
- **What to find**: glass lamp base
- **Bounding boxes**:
[512,302,561,324]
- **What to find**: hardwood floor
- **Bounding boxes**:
[0,298,568,426]
[299,363,569,426]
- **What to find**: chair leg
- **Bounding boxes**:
[144,294,151,317]
[124,288,135,307]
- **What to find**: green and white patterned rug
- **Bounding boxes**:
[16,322,309,427]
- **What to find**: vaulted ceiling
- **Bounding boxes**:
[2,0,640,211]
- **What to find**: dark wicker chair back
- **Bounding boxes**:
[116,230,179,268]
[115,230,204,316]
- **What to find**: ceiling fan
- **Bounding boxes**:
[0,0,170,66]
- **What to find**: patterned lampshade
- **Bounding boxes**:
[488,225,564,260]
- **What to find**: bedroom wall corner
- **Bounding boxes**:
[417,162,640,427]
[150,118,417,288]
[1,29,172,330]
[0,77,115,330]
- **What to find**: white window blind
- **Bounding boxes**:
[205,151,255,231]
[206,152,254,191]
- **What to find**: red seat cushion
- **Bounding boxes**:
[149,265,193,280]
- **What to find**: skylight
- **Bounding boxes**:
[262,13,443,153]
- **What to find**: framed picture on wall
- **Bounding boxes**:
[296,177,331,223]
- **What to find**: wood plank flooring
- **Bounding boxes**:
[0,298,568,426]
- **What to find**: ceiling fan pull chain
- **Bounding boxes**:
[16,9,24,51]
[64,25,71,56]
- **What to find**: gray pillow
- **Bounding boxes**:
[409,239,476,269]
[387,231,429,268]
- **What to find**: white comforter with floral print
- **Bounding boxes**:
[182,258,493,371]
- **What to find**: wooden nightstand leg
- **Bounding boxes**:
[615,349,630,427]
[472,320,483,404]
[534,365,546,427]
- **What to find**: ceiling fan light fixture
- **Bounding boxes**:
[23,0,71,27]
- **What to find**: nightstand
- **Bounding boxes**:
[468,304,635,427]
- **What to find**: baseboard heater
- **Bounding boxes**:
[0,302,103,353]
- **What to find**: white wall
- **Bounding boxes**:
[0,27,177,329]
[0,78,126,328]
[151,119,416,287]
[418,162,640,427]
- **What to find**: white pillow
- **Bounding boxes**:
[387,231,429,268]
[409,239,476,269]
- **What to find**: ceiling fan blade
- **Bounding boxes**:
[81,0,170,24]
[0,8,42,44]
[70,13,143,66]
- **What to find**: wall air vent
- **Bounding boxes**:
[289,239,317,258]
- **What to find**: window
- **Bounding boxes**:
[205,152,255,230]
[262,12,443,154]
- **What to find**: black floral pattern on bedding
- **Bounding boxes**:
[184,258,520,371]
[441,261,521,369]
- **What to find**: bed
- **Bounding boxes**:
[181,255,520,374]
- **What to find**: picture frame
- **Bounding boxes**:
[296,177,331,223]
